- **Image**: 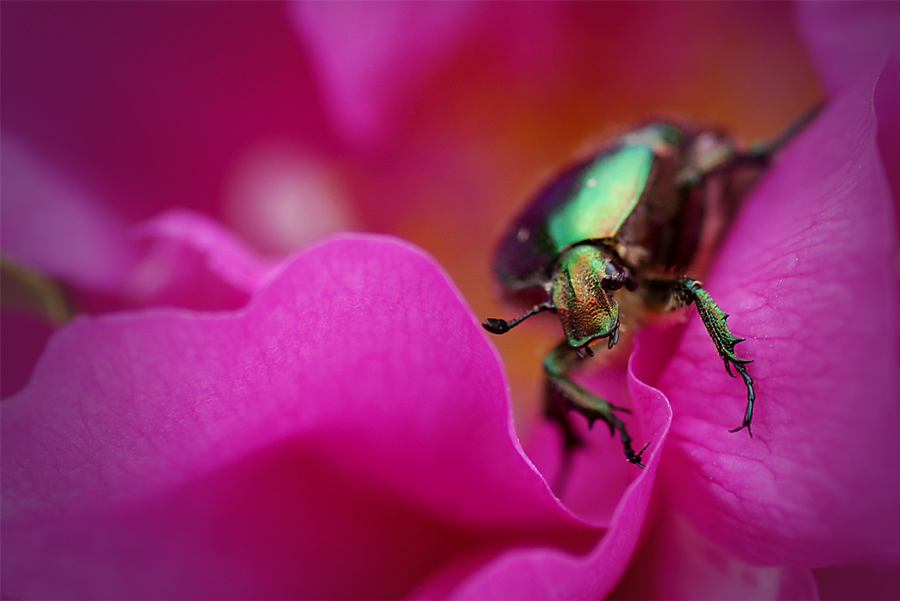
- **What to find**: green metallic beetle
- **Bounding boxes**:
[484,110,818,469]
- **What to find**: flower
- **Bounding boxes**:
[3,2,900,599]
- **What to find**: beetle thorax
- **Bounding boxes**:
[551,245,620,349]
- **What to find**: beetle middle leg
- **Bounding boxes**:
[543,341,649,476]
[645,276,756,435]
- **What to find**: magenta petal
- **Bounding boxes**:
[0,135,274,312]
[797,2,900,95]
[614,508,818,600]
[419,334,672,600]
[814,564,900,600]
[289,2,474,143]
[120,210,278,311]
[2,235,598,599]
[0,311,56,399]
[3,209,272,398]
[4,3,330,223]
[658,70,900,566]
[0,134,137,292]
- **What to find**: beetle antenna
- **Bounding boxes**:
[764,103,823,156]
[483,301,555,335]
[744,104,824,163]
[712,104,823,176]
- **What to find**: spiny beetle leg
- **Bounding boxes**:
[542,380,585,495]
[673,277,756,437]
[542,342,648,470]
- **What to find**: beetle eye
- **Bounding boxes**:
[604,279,624,291]
[602,261,626,290]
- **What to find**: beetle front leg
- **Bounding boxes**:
[542,341,648,471]
[659,277,756,436]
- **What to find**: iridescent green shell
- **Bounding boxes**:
[493,123,685,290]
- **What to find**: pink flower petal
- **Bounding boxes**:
[613,507,818,600]
[797,1,900,218]
[0,311,56,400]
[120,209,278,311]
[3,2,329,224]
[658,68,900,566]
[3,205,279,397]
[289,2,475,144]
[2,236,597,599]
[0,134,137,292]
[422,333,672,600]
[0,136,274,313]
[796,2,900,95]
[814,564,900,600]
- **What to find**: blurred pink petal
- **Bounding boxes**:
[2,2,329,225]
[796,2,900,94]
[290,2,481,144]
[797,0,900,217]
[658,66,900,566]
[121,209,278,311]
[222,144,356,255]
[0,138,275,311]
[0,311,55,399]
[2,236,602,599]
[2,204,279,398]
[814,564,900,600]
[614,507,818,600]
[1,134,137,292]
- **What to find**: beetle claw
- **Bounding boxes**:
[629,441,651,469]
[727,361,755,438]
[729,422,753,438]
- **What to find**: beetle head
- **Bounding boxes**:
[551,244,632,350]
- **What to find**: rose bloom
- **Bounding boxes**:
[2,2,899,599]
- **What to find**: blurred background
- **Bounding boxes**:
[1,1,820,423]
